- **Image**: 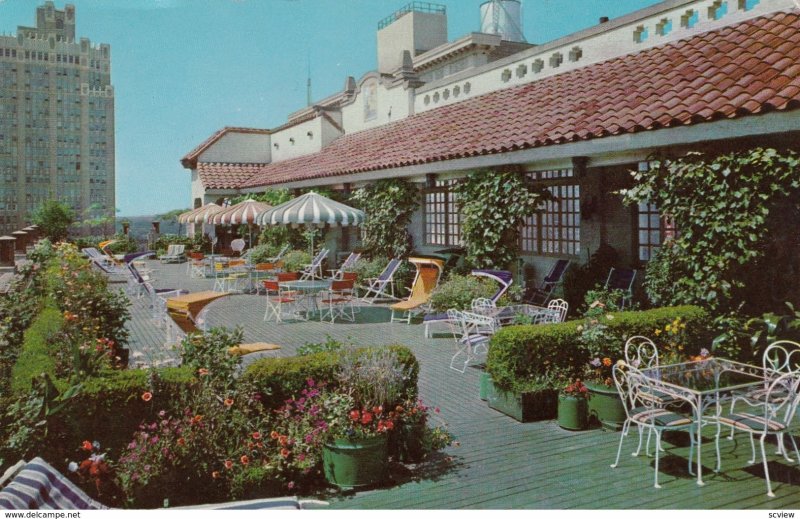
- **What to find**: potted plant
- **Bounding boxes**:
[557,379,589,430]
[584,356,626,430]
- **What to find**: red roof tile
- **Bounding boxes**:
[197,163,265,190]
[219,10,800,190]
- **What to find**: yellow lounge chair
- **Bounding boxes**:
[390,257,444,324]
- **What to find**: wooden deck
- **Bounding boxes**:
[122,259,800,509]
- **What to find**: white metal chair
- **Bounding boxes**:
[718,371,800,497]
[727,341,800,457]
[540,298,568,323]
[447,309,496,373]
[300,248,329,280]
[610,363,696,489]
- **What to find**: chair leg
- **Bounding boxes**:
[688,426,696,476]
[653,430,662,489]
[748,432,757,464]
[760,435,775,497]
[611,420,630,468]
[632,425,645,457]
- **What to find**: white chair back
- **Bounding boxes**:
[624,335,660,369]
[545,298,568,323]
[763,340,800,376]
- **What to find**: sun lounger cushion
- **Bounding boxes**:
[0,458,107,510]
[228,343,282,356]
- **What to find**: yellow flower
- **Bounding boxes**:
[665,325,672,333]
[680,323,686,329]
[654,329,662,336]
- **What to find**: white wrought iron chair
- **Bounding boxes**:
[717,371,800,497]
[447,309,496,373]
[727,340,800,459]
[541,298,568,323]
[610,362,696,489]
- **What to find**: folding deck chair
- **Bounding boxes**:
[160,244,186,263]
[300,248,329,280]
[605,267,637,309]
[423,269,513,337]
[524,259,570,305]
[390,257,444,324]
[328,251,361,280]
[360,258,402,304]
[267,244,290,263]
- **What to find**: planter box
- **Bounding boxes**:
[322,436,388,489]
[486,379,557,422]
[479,372,492,401]
[586,381,626,431]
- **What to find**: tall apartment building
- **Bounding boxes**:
[0,1,114,234]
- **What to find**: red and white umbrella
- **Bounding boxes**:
[178,203,223,224]
[208,199,271,225]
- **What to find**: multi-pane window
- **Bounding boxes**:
[637,202,677,261]
[424,179,462,247]
[521,169,581,256]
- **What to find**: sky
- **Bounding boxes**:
[0,0,658,217]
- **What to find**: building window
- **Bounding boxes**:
[363,79,377,121]
[424,179,461,247]
[521,169,580,256]
[637,202,677,261]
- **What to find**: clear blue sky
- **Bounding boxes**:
[0,0,657,217]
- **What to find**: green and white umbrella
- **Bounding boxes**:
[255,191,364,253]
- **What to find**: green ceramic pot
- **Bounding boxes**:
[585,381,626,430]
[322,436,388,488]
[557,394,589,431]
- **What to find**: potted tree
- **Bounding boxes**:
[557,379,589,430]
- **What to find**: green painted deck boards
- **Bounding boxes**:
[122,260,800,509]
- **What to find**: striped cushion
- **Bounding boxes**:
[718,412,787,433]
[0,458,107,510]
[630,407,692,427]
[738,386,789,404]
[638,388,677,406]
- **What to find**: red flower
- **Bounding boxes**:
[384,420,394,430]
[372,406,383,415]
[270,431,279,439]
[224,460,233,470]
[349,410,360,421]
[240,455,249,465]
[251,431,262,440]
[141,392,153,402]
[361,411,373,425]
[81,440,93,452]
[211,471,221,479]
[280,448,290,458]
[224,398,234,407]
[177,437,186,447]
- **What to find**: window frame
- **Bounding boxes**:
[520,169,581,258]
[423,179,462,247]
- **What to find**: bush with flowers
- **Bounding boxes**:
[561,379,589,399]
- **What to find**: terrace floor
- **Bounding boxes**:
[122,259,800,509]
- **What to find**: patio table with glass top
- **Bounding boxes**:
[278,279,331,319]
[639,358,768,485]
[473,303,560,326]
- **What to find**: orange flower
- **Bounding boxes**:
[602,358,612,367]
[280,448,290,458]
[251,432,262,440]
[211,471,221,479]
[240,455,249,465]
[81,440,93,451]
[223,460,233,470]
[270,431,279,439]
[177,437,186,447]
[197,368,209,376]
[224,398,234,407]
[190,414,203,425]
[141,392,153,402]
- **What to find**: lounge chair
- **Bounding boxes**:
[160,244,186,264]
[424,269,513,337]
[267,244,290,263]
[328,251,361,280]
[524,259,570,305]
[82,247,109,265]
[0,457,324,510]
[300,248,329,280]
[604,267,637,309]
[360,258,402,304]
[390,257,444,324]
[127,263,186,322]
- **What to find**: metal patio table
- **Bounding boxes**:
[278,279,331,319]
[474,303,560,326]
[640,358,767,485]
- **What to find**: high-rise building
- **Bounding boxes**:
[0,1,114,234]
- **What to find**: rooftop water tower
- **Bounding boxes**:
[480,0,526,43]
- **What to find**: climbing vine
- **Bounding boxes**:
[624,148,800,314]
[455,168,550,269]
[351,179,419,258]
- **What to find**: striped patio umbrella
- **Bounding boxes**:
[255,191,364,227]
[208,199,271,226]
[178,203,222,225]
[255,191,364,255]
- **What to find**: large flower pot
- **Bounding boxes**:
[322,436,388,488]
[557,394,588,431]
[586,381,626,431]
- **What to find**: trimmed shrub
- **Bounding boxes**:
[280,250,311,274]
[486,305,712,393]
[241,345,419,410]
[429,273,498,312]
[11,304,63,394]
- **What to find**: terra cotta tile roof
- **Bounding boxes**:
[197,163,265,190]
[222,9,800,190]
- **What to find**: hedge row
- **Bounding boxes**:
[10,304,62,394]
[486,305,712,393]
[241,345,419,410]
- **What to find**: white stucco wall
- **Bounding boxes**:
[270,118,324,162]
[341,75,414,134]
[198,132,272,163]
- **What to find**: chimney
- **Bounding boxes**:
[377,3,447,74]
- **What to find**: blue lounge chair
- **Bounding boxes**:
[524,259,570,305]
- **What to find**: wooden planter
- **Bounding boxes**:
[486,379,557,422]
[586,381,626,431]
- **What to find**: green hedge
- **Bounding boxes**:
[241,345,419,409]
[486,305,712,392]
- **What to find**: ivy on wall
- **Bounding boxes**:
[351,179,419,258]
[455,168,550,269]
[624,148,800,314]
